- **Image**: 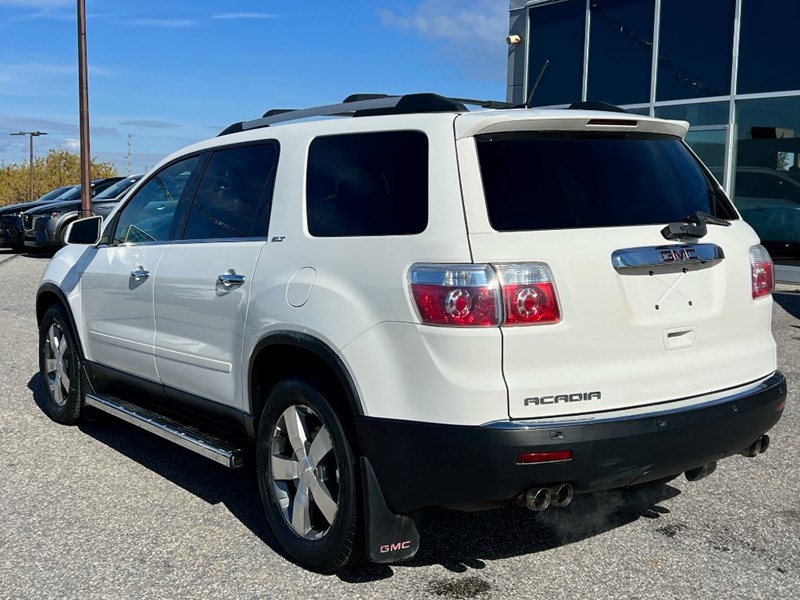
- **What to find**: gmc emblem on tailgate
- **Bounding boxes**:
[659,248,699,263]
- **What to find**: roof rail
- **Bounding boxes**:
[342,93,390,103]
[262,108,296,118]
[218,92,513,136]
[450,97,514,109]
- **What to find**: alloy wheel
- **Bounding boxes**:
[269,404,340,540]
[42,322,72,407]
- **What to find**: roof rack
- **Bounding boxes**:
[218,93,514,136]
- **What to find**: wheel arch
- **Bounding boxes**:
[247,332,364,440]
[36,283,85,359]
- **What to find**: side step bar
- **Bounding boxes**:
[84,394,244,468]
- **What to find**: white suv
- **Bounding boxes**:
[36,93,786,573]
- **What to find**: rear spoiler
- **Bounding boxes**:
[455,112,689,140]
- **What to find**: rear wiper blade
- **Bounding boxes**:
[661,211,731,240]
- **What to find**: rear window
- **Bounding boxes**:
[306,131,428,237]
[476,132,737,232]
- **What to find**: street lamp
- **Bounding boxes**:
[9,130,47,201]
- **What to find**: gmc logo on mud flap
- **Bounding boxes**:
[524,392,601,406]
[379,541,412,553]
[660,248,699,263]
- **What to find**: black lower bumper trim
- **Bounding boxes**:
[355,372,786,514]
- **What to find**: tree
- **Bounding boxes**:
[0,149,118,206]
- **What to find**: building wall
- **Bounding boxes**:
[508,0,800,278]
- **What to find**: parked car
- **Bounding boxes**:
[0,185,74,250]
[37,94,785,573]
[22,177,125,250]
[730,166,800,259]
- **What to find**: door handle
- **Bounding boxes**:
[217,272,246,287]
[130,267,150,281]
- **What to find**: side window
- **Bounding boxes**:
[112,156,200,245]
[182,143,278,240]
[306,131,428,237]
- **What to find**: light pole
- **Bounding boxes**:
[9,130,47,201]
[77,0,92,217]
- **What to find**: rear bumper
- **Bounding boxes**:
[355,371,787,513]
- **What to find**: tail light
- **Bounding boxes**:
[408,264,500,327]
[749,245,774,299]
[495,264,560,325]
[408,263,560,327]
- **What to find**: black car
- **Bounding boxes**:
[0,185,74,250]
[23,176,137,250]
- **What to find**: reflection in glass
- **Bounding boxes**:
[684,129,728,185]
[657,0,734,101]
[735,97,800,260]
[587,0,653,105]
[527,0,585,106]
[113,157,200,245]
[739,0,800,94]
[655,102,730,127]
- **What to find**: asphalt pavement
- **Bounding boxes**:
[1,247,798,600]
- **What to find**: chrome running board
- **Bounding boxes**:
[84,393,244,468]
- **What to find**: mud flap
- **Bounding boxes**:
[361,456,420,564]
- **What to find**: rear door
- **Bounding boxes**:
[153,141,278,409]
[457,123,777,419]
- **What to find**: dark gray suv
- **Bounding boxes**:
[23,176,138,250]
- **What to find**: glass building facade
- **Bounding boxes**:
[507,0,800,281]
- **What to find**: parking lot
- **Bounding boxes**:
[1,246,799,600]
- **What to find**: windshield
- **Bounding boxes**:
[476,132,737,232]
[54,185,82,201]
[94,176,140,200]
[49,178,122,202]
[36,185,73,202]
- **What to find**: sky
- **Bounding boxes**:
[0,0,509,175]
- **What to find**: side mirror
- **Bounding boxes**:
[66,215,103,245]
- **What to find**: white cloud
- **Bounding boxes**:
[212,12,279,20]
[119,119,181,130]
[125,18,198,28]
[378,0,508,82]
[0,0,72,7]
[0,62,113,97]
[378,0,507,47]
[63,138,79,150]
[0,114,118,137]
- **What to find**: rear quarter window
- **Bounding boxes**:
[476,132,737,232]
[306,130,428,237]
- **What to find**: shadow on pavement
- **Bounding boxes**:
[28,372,681,583]
[0,246,53,259]
[774,292,800,320]
[338,483,679,582]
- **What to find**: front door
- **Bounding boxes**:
[79,155,203,383]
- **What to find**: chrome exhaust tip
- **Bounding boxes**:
[523,487,551,511]
[685,461,717,482]
[549,483,574,507]
[741,434,770,458]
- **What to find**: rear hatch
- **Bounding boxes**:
[456,112,777,420]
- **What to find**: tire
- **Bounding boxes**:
[38,305,83,424]
[256,378,361,573]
